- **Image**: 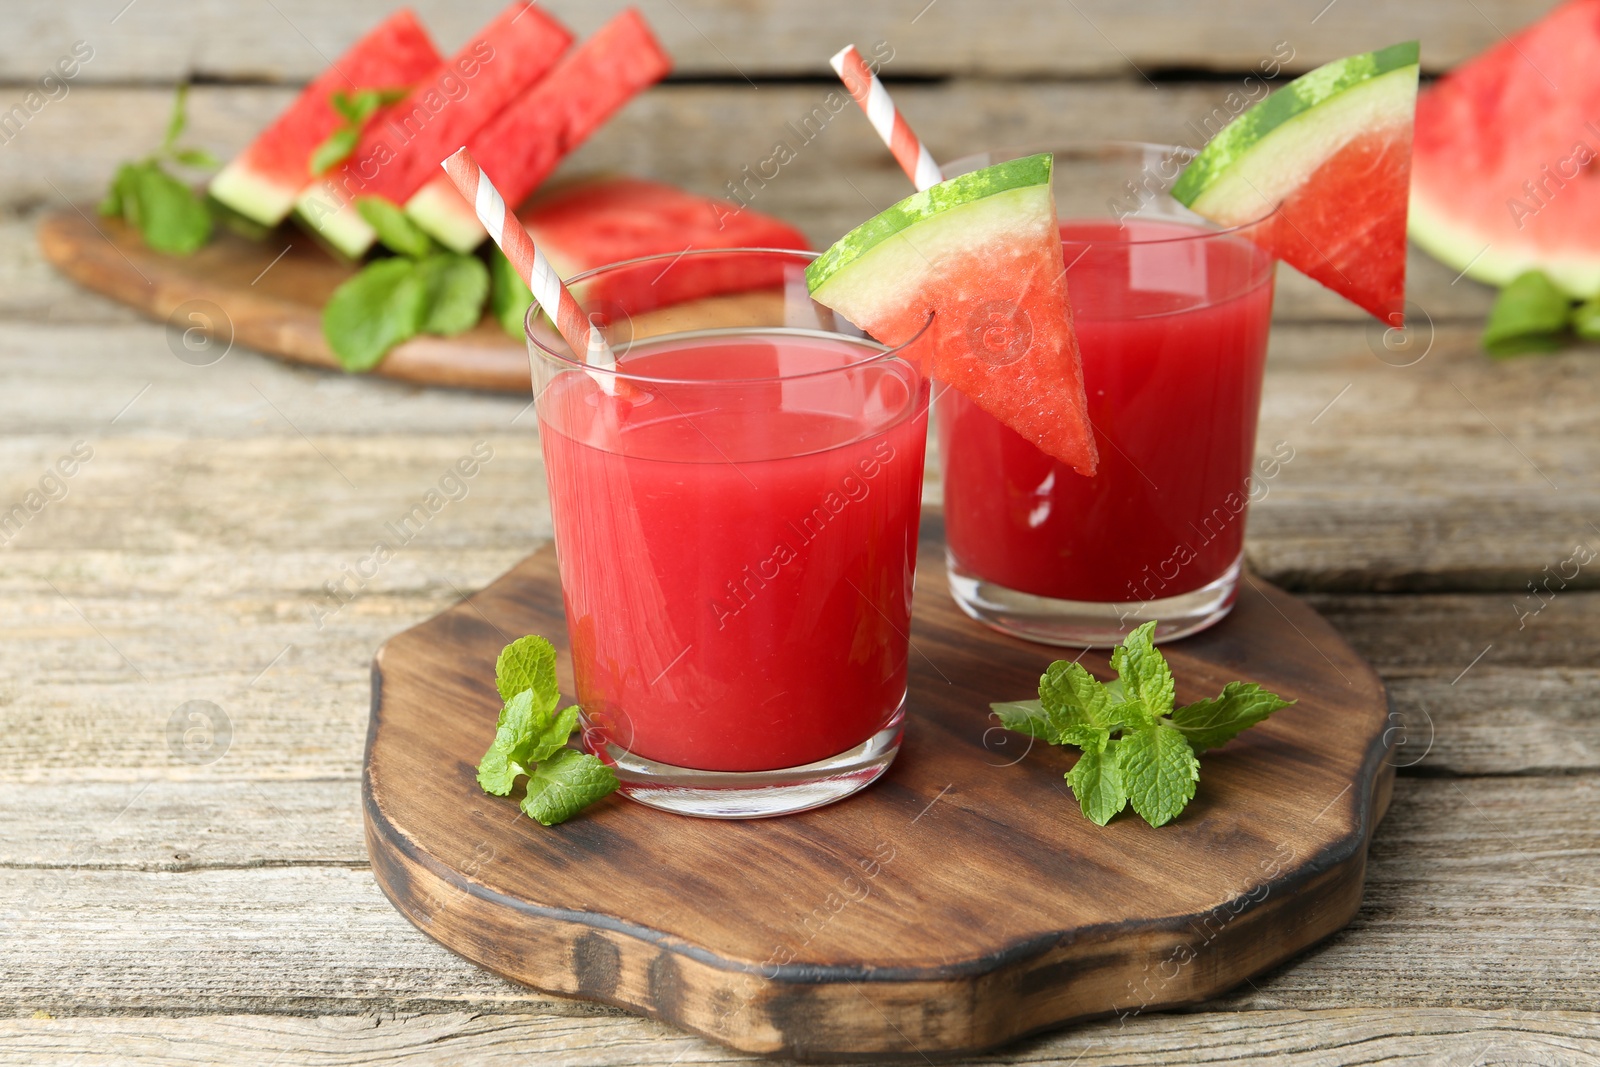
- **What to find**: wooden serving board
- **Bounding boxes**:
[37,209,786,393]
[365,514,1393,1060]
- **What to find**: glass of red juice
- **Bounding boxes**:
[526,248,932,818]
[937,143,1279,646]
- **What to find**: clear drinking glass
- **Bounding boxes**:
[937,142,1279,647]
[526,248,931,818]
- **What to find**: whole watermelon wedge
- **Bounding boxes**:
[1410,0,1600,297]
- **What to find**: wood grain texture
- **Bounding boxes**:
[0,0,1561,81]
[361,521,1392,1058]
[2,1008,1597,1067]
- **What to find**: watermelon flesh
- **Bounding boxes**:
[208,10,440,227]
[1411,0,1600,296]
[519,176,810,314]
[406,8,673,253]
[1174,45,1419,327]
[293,1,572,257]
[1263,124,1413,325]
[806,155,1098,476]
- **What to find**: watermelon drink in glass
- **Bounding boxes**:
[526,248,931,818]
[937,143,1278,647]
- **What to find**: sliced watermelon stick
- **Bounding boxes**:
[208,10,441,227]
[1172,41,1420,326]
[806,154,1098,477]
[294,1,572,259]
[406,8,673,253]
[517,176,810,315]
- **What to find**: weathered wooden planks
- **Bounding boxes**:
[0,0,1560,82]
[2,1008,1597,1067]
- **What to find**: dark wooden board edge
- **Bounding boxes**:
[36,210,532,392]
[361,544,1395,1060]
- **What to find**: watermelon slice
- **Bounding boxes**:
[518,176,810,314]
[208,10,440,227]
[805,154,1098,476]
[293,1,572,258]
[1172,42,1420,326]
[406,8,673,253]
[1411,0,1600,296]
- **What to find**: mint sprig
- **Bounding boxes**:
[992,622,1293,828]
[320,197,490,371]
[98,85,217,255]
[309,87,409,176]
[476,635,617,826]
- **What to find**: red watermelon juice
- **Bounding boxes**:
[531,281,930,813]
[939,216,1276,643]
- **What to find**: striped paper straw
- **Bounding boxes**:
[439,147,619,391]
[829,45,942,192]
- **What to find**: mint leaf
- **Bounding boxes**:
[1171,681,1294,754]
[477,689,537,795]
[357,197,438,258]
[528,705,581,765]
[107,162,212,255]
[496,635,559,704]
[1065,741,1128,826]
[488,245,534,339]
[416,254,490,336]
[520,747,618,826]
[310,127,359,177]
[311,87,408,176]
[1119,723,1199,828]
[1040,660,1116,729]
[1575,295,1600,342]
[1110,621,1174,718]
[322,258,426,371]
[991,699,1056,741]
[1483,270,1572,357]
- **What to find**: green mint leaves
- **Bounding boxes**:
[320,197,490,371]
[309,87,408,176]
[991,622,1293,828]
[98,85,217,255]
[1481,268,1600,357]
[476,635,617,826]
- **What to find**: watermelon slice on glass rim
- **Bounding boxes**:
[1172,41,1420,326]
[805,153,1098,477]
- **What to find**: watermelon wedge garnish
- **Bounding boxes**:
[407,8,673,253]
[1410,0,1600,297]
[805,154,1098,476]
[1172,41,1420,326]
[520,176,810,314]
[208,10,441,228]
[294,1,572,258]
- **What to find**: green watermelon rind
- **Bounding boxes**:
[406,177,487,254]
[1409,184,1600,298]
[804,154,1053,295]
[1172,41,1420,214]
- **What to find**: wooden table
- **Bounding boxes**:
[2,2,1597,1063]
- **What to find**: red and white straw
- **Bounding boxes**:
[440,147,619,391]
[829,45,942,192]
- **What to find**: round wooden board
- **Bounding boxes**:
[36,209,788,393]
[364,514,1393,1060]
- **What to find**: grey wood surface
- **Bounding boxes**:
[2,1,1598,1063]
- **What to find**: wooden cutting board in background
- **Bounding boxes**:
[37,209,784,393]
[364,515,1394,1060]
